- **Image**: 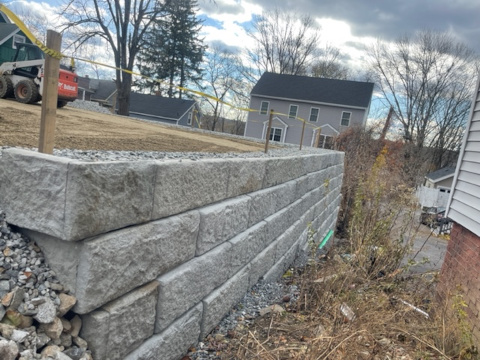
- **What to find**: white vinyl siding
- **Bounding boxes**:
[288,105,298,119]
[341,111,351,126]
[260,101,269,115]
[447,82,480,236]
[309,107,319,122]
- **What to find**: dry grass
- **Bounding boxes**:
[212,147,478,360]
[218,245,478,359]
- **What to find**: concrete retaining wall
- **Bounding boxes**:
[0,148,344,360]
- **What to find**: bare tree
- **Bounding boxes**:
[368,30,478,169]
[311,45,350,80]
[60,0,167,115]
[198,45,244,132]
[247,9,320,77]
[72,37,113,79]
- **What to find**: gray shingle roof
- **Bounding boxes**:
[1,10,11,23]
[128,93,195,120]
[251,72,374,108]
[80,75,195,119]
[426,167,456,182]
[89,79,117,101]
[0,23,19,44]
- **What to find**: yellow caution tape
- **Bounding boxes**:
[0,3,325,135]
[0,3,63,59]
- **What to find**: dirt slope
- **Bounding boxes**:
[0,99,265,153]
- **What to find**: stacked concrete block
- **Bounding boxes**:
[196,196,251,255]
[0,148,344,360]
[81,282,159,360]
[155,242,232,332]
[228,222,268,275]
[124,304,203,360]
[200,266,250,339]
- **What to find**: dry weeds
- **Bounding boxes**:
[216,243,478,359]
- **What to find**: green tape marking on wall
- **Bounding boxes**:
[319,229,334,249]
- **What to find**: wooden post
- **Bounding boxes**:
[38,30,62,154]
[191,107,196,128]
[264,109,274,154]
[299,120,306,150]
[380,106,394,142]
[314,127,322,148]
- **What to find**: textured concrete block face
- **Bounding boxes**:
[23,229,80,294]
[289,220,305,247]
[80,310,110,360]
[226,158,267,198]
[247,187,276,227]
[264,206,293,245]
[263,244,298,283]
[228,222,267,276]
[102,282,159,360]
[302,154,324,173]
[247,181,295,227]
[201,266,250,338]
[321,153,337,170]
[286,199,304,226]
[64,160,156,241]
[263,157,306,187]
[307,170,326,193]
[196,196,250,255]
[153,160,229,219]
[249,241,277,287]
[275,181,297,211]
[295,175,309,200]
[222,196,251,242]
[156,243,231,332]
[125,304,202,360]
[0,149,70,239]
[74,211,199,314]
[274,226,298,261]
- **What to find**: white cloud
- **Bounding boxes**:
[198,0,262,50]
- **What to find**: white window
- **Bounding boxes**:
[309,107,319,122]
[318,135,334,149]
[341,111,351,126]
[260,101,269,115]
[187,112,192,125]
[268,127,282,142]
[12,34,25,49]
[289,105,298,119]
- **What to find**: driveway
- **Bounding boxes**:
[402,224,449,274]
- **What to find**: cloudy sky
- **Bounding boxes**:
[6,0,480,55]
[197,0,480,65]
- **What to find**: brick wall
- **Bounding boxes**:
[438,222,480,343]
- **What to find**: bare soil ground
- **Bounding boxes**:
[0,99,265,153]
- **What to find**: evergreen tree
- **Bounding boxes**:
[136,0,205,98]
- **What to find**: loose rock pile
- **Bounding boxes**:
[0,210,92,360]
[66,100,112,114]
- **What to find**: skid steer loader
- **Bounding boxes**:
[0,42,78,107]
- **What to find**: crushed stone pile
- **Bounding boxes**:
[0,210,92,360]
[66,100,112,114]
